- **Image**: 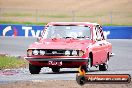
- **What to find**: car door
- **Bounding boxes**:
[92,25,107,65]
[96,25,108,63]
[99,26,109,63]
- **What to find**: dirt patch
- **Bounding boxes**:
[0,0,132,11]
[0,0,132,24]
[0,80,131,88]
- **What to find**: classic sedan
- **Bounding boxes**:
[25,22,113,74]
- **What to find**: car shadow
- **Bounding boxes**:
[43,71,78,74]
[42,70,100,74]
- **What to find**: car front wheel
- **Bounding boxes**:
[29,64,41,74]
[81,58,91,72]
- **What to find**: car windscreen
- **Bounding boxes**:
[43,25,91,39]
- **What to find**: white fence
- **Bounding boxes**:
[0,8,132,25]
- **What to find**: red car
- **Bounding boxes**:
[25,22,113,74]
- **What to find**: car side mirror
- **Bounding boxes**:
[37,37,42,42]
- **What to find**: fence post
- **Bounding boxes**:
[72,10,75,22]
[36,9,39,23]
[0,8,1,20]
[110,12,113,24]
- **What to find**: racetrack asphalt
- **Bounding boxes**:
[0,37,132,83]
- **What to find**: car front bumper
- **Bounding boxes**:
[109,53,115,57]
[25,57,88,62]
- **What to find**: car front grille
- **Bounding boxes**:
[30,49,80,56]
[44,49,65,56]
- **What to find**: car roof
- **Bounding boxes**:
[47,22,99,26]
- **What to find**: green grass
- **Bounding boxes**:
[0,21,47,26]
[0,21,132,26]
[78,13,106,18]
[103,24,132,26]
[0,56,27,70]
[40,14,71,18]
[2,13,71,18]
[2,13,32,17]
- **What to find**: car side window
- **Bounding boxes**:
[92,26,97,40]
[95,25,102,41]
[99,26,105,40]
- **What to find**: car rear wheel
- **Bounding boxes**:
[51,67,60,72]
[81,58,91,72]
[99,60,108,71]
[29,64,41,74]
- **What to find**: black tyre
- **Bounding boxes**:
[99,60,108,71]
[76,75,86,85]
[29,64,41,74]
[81,58,92,72]
[51,67,60,72]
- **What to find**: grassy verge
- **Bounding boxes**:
[0,21,47,26]
[0,55,27,70]
[0,21,132,26]
[103,24,132,26]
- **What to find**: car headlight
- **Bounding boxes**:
[33,50,39,55]
[27,50,32,56]
[65,50,70,56]
[40,50,45,55]
[79,50,84,56]
[72,50,77,56]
